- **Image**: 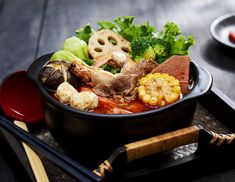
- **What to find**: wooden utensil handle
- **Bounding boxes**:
[209,131,235,146]
[125,126,200,162]
[14,121,50,182]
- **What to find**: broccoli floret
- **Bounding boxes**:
[134,46,156,62]
[130,36,169,63]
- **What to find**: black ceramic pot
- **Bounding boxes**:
[27,54,212,167]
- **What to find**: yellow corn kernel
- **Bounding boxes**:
[172,86,181,93]
[138,73,181,107]
[149,97,158,106]
[142,94,151,103]
[139,77,148,85]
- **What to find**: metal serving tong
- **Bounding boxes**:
[93,125,235,180]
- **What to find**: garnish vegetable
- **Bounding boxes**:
[76,16,155,42]
[75,16,195,64]
[63,37,89,61]
[50,50,79,63]
[130,22,194,63]
[130,37,169,63]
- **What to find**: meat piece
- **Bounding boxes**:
[93,74,139,102]
[90,69,114,87]
[70,60,115,87]
[70,61,92,84]
[92,83,110,97]
[111,51,133,67]
[109,74,138,95]
[120,61,136,74]
[151,55,190,94]
[124,60,158,78]
[70,58,157,102]
[121,60,156,75]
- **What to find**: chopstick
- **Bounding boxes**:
[0,115,101,182]
[14,120,49,182]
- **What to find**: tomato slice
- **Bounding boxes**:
[229,31,235,43]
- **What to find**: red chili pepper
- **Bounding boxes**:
[229,31,235,43]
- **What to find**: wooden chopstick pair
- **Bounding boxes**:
[14,121,49,182]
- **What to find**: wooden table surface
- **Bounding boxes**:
[0,0,235,181]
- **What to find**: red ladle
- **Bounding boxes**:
[0,71,43,123]
[0,71,49,182]
[0,71,99,182]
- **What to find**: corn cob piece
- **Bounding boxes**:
[138,73,181,107]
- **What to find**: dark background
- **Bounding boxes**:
[0,0,235,181]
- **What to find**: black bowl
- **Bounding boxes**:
[27,54,212,167]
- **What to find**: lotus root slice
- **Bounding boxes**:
[88,29,131,59]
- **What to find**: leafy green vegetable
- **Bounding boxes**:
[75,24,94,43]
[50,50,79,63]
[169,35,194,55]
[157,22,181,39]
[119,21,155,42]
[101,64,121,74]
[114,16,134,32]
[63,36,89,61]
[83,59,94,66]
[50,50,92,66]
[157,22,195,56]
[77,16,156,42]
[74,17,194,65]
[98,21,116,30]
[130,22,195,63]
[105,16,155,41]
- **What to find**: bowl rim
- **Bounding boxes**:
[27,54,213,119]
[210,13,235,48]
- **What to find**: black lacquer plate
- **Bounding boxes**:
[210,13,235,48]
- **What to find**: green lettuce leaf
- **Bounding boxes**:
[63,36,89,60]
[169,35,195,55]
[75,24,94,43]
[98,21,117,30]
[97,16,155,41]
[157,22,195,56]
[158,22,181,39]
[120,21,156,41]
[114,16,155,41]
[114,16,134,32]
[50,50,79,63]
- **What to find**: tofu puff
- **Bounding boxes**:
[55,82,98,111]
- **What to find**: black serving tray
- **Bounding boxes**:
[200,88,235,131]
[106,97,235,182]
[0,127,35,182]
